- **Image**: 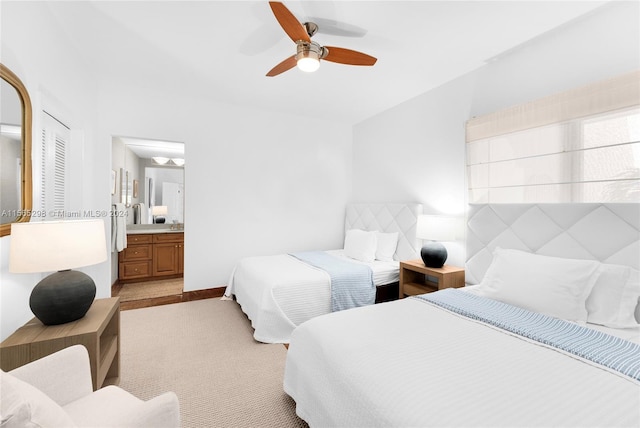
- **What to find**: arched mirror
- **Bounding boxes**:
[1,64,33,237]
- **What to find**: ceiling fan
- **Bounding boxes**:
[266,1,377,77]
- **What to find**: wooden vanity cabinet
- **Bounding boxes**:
[118,234,152,280]
[152,233,184,277]
[118,232,184,282]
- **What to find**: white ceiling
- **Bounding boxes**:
[46,1,608,125]
[115,136,185,160]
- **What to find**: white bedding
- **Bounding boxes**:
[284,293,640,427]
[224,249,399,343]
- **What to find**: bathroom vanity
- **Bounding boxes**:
[118,226,184,283]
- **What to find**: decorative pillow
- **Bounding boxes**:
[586,264,640,328]
[0,370,76,428]
[344,229,377,263]
[375,232,398,262]
[0,397,33,428]
[475,248,601,322]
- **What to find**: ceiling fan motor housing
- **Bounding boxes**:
[303,22,318,37]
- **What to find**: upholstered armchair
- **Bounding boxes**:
[0,345,180,427]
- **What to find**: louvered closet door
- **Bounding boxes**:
[39,111,70,220]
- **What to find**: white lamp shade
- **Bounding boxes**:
[416,215,461,242]
[10,219,107,273]
[152,205,168,216]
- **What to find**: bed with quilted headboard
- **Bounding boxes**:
[283,203,640,427]
[223,203,422,344]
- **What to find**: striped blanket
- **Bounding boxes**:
[290,251,375,312]
[417,289,640,381]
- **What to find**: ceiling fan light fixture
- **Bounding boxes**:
[296,42,322,73]
[297,56,320,72]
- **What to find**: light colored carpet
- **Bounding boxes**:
[117,278,183,301]
[119,298,307,428]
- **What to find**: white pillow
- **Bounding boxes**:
[0,400,32,428]
[344,229,377,263]
[475,248,601,322]
[586,264,640,328]
[0,370,76,427]
[375,232,398,261]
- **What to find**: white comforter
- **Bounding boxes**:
[284,296,640,427]
[224,250,399,343]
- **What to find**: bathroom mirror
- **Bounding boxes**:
[0,64,33,237]
[112,136,184,224]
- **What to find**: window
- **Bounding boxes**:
[466,71,639,203]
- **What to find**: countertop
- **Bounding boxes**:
[126,225,184,235]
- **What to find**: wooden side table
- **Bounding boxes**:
[399,259,465,298]
[0,297,120,390]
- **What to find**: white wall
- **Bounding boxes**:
[469,1,640,118]
[0,2,111,340]
[97,83,352,291]
[352,1,640,268]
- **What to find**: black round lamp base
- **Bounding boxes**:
[29,270,96,325]
[421,242,448,268]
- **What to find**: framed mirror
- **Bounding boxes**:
[0,64,32,237]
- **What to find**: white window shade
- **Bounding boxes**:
[466,71,640,204]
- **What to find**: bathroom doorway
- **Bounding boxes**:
[111,136,186,306]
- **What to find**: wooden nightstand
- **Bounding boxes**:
[0,297,120,390]
[399,259,465,298]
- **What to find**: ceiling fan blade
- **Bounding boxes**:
[306,17,367,38]
[239,3,285,56]
[266,55,297,77]
[269,2,310,43]
[323,46,377,66]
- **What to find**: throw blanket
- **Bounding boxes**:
[290,251,375,312]
[417,289,640,381]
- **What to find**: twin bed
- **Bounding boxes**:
[224,203,639,426]
[224,203,422,343]
[283,203,640,427]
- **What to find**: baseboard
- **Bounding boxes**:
[184,287,225,300]
[111,280,123,297]
[119,286,226,311]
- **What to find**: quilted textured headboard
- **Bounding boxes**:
[345,203,423,261]
[466,203,640,285]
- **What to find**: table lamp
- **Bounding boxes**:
[152,205,168,224]
[9,219,107,325]
[416,215,460,268]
